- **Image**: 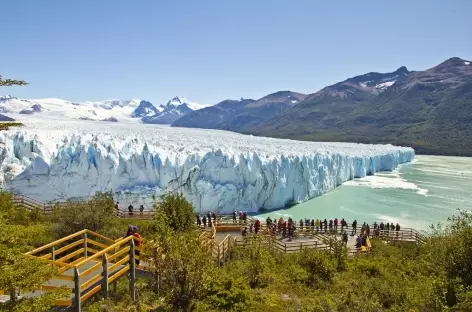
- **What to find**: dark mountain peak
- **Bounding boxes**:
[0,114,15,121]
[131,100,158,118]
[395,66,409,74]
[433,57,471,72]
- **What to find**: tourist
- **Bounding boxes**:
[207,212,211,226]
[351,220,357,235]
[373,221,378,230]
[125,225,133,238]
[395,223,400,231]
[139,204,144,216]
[334,218,338,232]
[299,219,304,229]
[196,214,201,227]
[282,221,287,238]
[329,219,333,232]
[132,226,142,266]
[254,219,261,234]
[323,219,328,232]
[310,219,315,228]
[341,218,347,231]
[386,223,390,232]
[249,223,254,233]
[202,215,207,227]
[115,201,120,216]
[379,222,385,230]
[390,223,395,231]
[342,231,348,245]
[375,226,380,237]
[266,216,272,227]
[278,217,284,234]
[208,217,213,228]
[242,227,248,236]
[366,224,370,237]
[128,204,134,216]
[233,210,237,224]
[212,212,217,224]
[243,212,248,223]
[355,235,361,248]
[315,219,320,232]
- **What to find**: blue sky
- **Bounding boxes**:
[2,0,471,105]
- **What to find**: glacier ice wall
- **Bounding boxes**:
[0,120,415,213]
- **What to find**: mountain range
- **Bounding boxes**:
[173,57,472,156]
[1,57,471,156]
[0,95,209,124]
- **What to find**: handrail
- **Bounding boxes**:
[85,229,116,244]
[73,235,135,267]
[25,229,88,255]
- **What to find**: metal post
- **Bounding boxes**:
[9,289,17,302]
[102,254,109,299]
[83,232,88,258]
[73,268,81,311]
[129,238,136,302]
[51,246,55,268]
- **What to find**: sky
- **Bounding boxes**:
[1,0,471,105]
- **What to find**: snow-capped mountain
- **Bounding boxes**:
[131,100,160,118]
[142,97,194,124]
[0,95,208,124]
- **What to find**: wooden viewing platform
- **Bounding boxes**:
[4,194,428,311]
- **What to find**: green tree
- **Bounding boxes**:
[154,193,195,233]
[0,191,64,311]
[144,194,214,311]
[233,235,275,288]
[0,75,28,87]
[296,248,336,288]
[51,191,115,237]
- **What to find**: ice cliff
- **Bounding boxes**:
[0,120,415,213]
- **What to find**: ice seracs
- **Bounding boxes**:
[0,120,415,213]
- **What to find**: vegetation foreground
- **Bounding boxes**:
[1,191,472,312]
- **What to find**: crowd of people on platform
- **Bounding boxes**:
[114,202,146,216]
[239,216,403,248]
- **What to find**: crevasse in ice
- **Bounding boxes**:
[0,121,415,213]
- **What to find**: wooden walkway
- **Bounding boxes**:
[5,194,428,310]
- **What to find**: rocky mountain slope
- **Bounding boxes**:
[250,57,472,156]
[171,91,306,130]
[171,98,256,129]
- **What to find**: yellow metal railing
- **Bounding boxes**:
[22,229,142,309]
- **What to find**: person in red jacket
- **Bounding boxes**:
[254,219,261,234]
[132,226,142,266]
[334,218,339,232]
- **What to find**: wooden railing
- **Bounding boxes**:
[22,229,142,310]
[260,223,427,245]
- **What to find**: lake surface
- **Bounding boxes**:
[256,155,472,230]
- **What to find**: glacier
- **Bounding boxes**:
[0,119,415,213]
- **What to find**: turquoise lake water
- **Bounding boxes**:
[256,155,472,230]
